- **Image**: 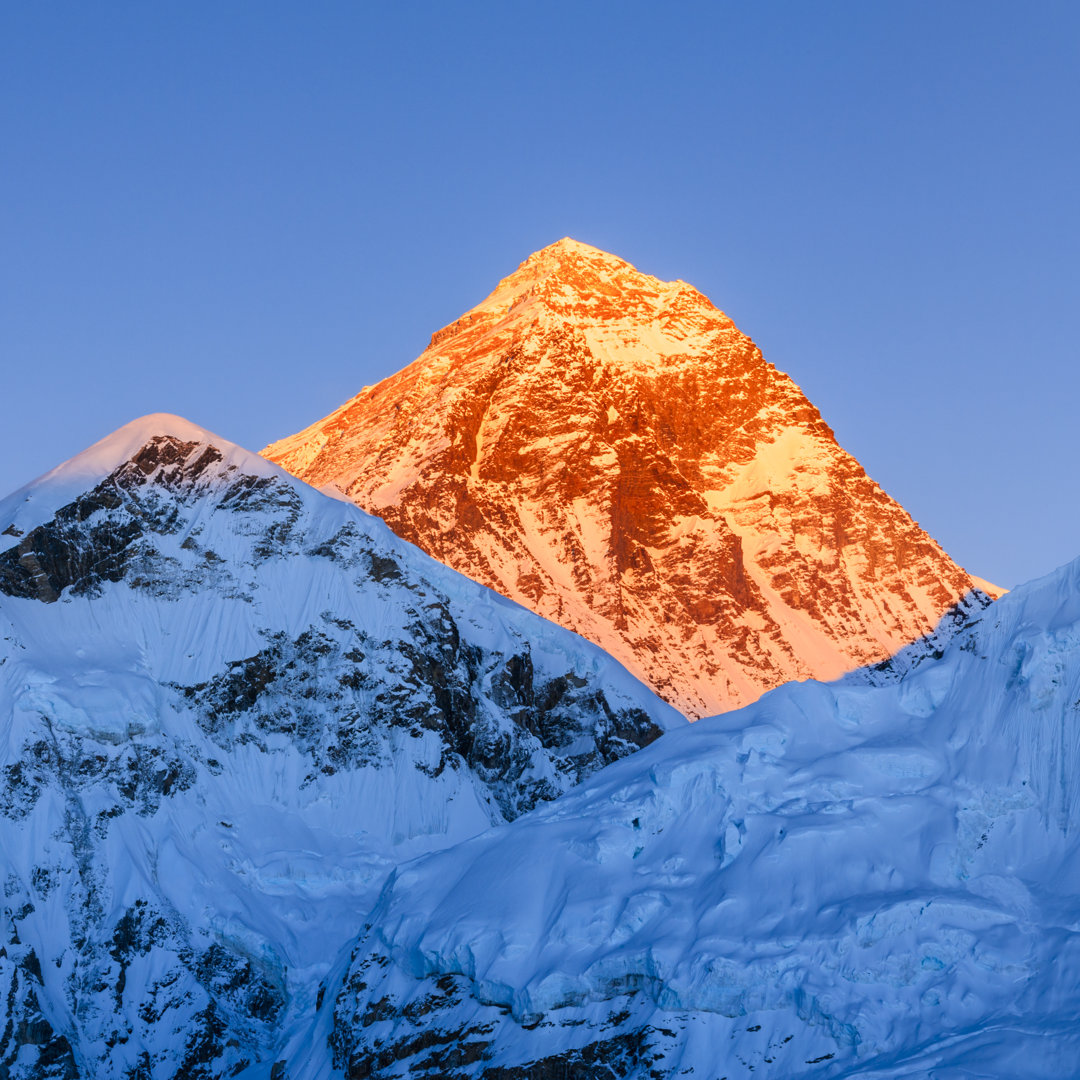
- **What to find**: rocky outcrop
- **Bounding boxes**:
[265,239,995,718]
[0,435,290,604]
[0,906,79,1080]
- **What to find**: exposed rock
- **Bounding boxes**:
[265,238,996,717]
[0,436,267,603]
[0,908,79,1080]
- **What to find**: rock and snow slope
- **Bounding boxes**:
[326,557,1080,1079]
[264,238,995,718]
[0,415,679,1078]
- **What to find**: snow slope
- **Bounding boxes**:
[0,415,680,1078]
[327,557,1080,1079]
[264,239,996,718]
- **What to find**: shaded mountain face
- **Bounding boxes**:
[0,415,678,1078]
[264,238,991,718]
[325,556,1080,1080]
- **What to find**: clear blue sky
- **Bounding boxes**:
[2,2,1077,589]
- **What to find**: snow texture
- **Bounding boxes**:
[328,556,1080,1079]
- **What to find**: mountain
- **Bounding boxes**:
[264,238,994,719]
[325,555,1080,1080]
[0,415,679,1078]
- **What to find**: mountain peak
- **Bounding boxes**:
[0,401,678,1074]
[520,236,628,272]
[534,236,610,257]
[470,238,695,327]
[264,246,989,718]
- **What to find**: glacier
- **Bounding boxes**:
[327,555,1080,1078]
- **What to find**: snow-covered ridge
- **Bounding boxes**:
[326,553,1080,1079]
[0,414,681,1076]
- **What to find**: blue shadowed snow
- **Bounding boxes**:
[326,553,1080,1079]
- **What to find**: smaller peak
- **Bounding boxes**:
[0,413,286,540]
[47,413,235,481]
[100,412,224,450]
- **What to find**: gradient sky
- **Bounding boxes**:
[2,2,1077,589]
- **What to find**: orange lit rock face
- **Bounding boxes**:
[265,239,987,718]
